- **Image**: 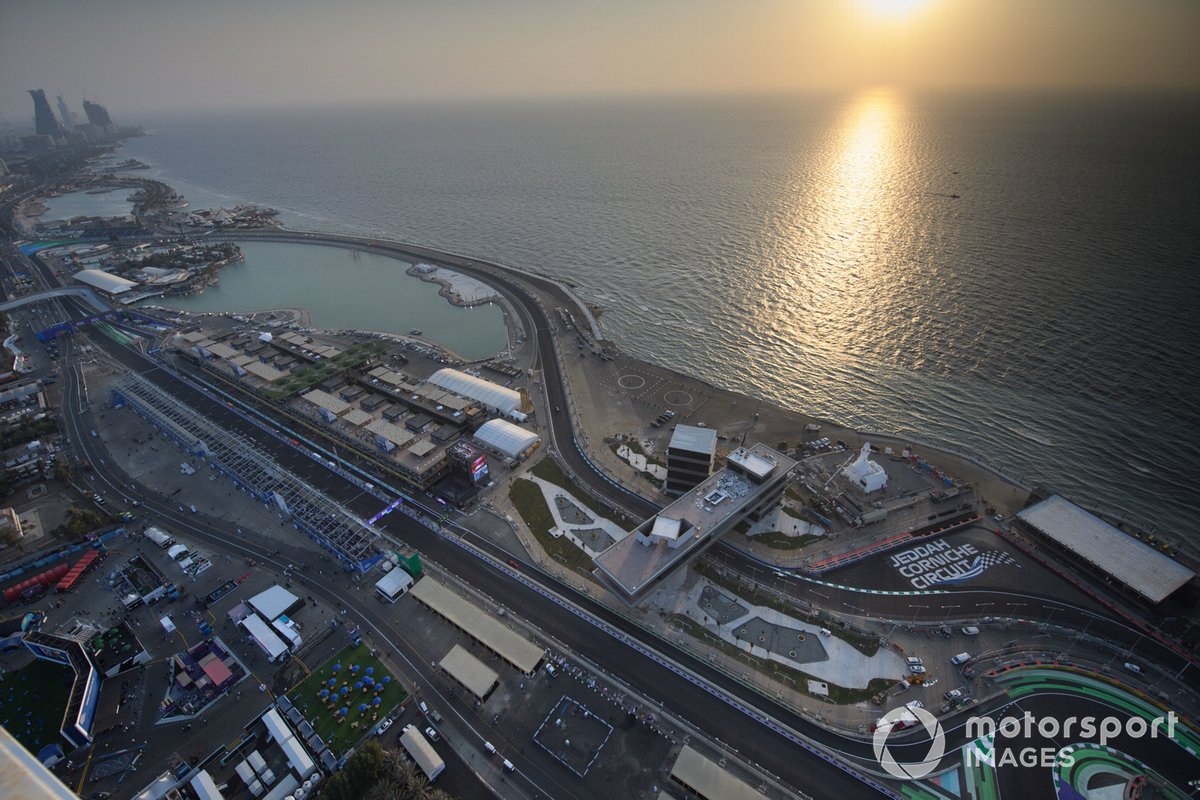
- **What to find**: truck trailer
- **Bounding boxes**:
[399,724,445,781]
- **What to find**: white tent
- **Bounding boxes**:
[73,268,137,295]
[473,419,540,458]
[240,614,289,662]
[428,368,520,414]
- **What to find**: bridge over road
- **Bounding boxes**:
[0,286,108,314]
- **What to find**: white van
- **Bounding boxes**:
[951,652,971,665]
[502,759,515,772]
[1123,662,1143,675]
[961,626,980,636]
[484,741,497,755]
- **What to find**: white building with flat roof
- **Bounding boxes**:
[1016,495,1194,605]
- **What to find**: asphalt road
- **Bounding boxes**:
[51,303,892,797]
[15,224,1193,798]
[714,545,1194,680]
[220,232,1194,682]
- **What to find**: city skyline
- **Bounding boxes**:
[2,0,1199,121]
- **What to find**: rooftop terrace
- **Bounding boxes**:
[594,443,796,599]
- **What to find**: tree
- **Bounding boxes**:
[363,777,403,800]
[403,765,429,799]
[316,740,384,800]
[54,460,73,482]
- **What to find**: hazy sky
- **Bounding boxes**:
[2,0,1198,122]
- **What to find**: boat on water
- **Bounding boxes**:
[410,329,422,336]
[86,188,115,195]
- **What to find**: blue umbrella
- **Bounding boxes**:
[338,707,348,716]
[326,678,336,688]
[332,664,341,673]
[382,676,391,684]
[364,676,374,686]
[354,680,364,690]
[340,686,350,695]
[318,689,329,699]
[372,696,382,706]
[365,667,374,675]
[358,703,368,713]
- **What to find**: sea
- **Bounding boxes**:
[113,89,1200,542]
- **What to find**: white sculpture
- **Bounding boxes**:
[843,442,888,493]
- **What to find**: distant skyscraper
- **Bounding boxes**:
[82,100,114,129]
[55,94,75,131]
[28,89,63,139]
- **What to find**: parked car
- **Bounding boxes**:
[375,718,393,736]
[908,664,927,674]
[944,689,963,700]
[905,657,923,666]
[424,726,440,742]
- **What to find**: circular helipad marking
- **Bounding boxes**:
[618,374,646,390]
[663,390,693,406]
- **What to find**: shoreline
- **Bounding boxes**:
[405,262,502,309]
[249,228,1184,551]
[91,151,1171,543]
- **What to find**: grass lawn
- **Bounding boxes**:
[693,560,879,656]
[668,614,891,705]
[530,458,636,528]
[285,643,406,756]
[751,531,824,550]
[0,660,73,755]
[510,478,596,575]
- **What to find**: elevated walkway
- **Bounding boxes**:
[0,286,108,314]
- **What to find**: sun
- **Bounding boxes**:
[860,0,930,19]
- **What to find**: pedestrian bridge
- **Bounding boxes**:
[0,287,109,314]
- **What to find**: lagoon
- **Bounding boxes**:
[41,190,134,222]
[151,242,508,360]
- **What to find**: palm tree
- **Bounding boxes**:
[403,766,429,799]
[364,777,403,800]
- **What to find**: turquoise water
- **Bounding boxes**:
[41,190,133,221]
[151,241,508,360]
